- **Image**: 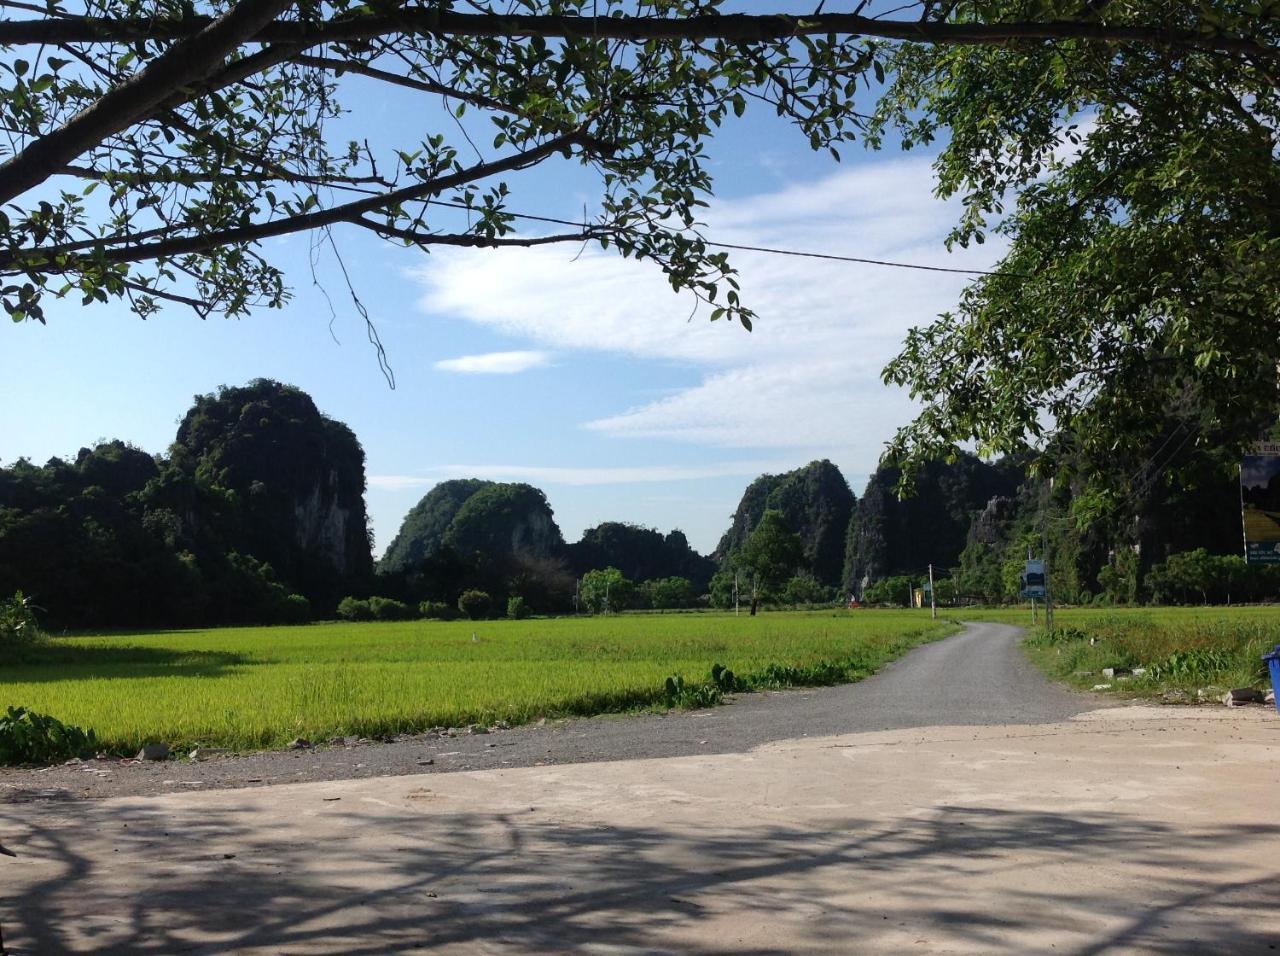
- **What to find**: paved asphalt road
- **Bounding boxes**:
[0,621,1098,801]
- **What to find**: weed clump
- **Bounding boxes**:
[0,706,97,765]
[0,592,43,662]
[1027,614,1274,695]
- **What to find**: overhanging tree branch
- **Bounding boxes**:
[292,53,517,114]
[0,0,296,205]
[0,10,1272,60]
[0,127,596,268]
[350,215,608,247]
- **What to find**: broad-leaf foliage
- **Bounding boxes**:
[0,0,1275,474]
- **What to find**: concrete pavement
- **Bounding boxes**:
[3,705,1278,954]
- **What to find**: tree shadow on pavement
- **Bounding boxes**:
[2,801,1277,954]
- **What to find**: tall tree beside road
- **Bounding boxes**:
[875,3,1279,489]
[736,509,804,613]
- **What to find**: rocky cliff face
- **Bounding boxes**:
[844,454,1023,593]
[293,469,362,576]
[172,379,373,591]
[968,495,1018,549]
[716,460,855,587]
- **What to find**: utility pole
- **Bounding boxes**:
[733,570,739,616]
[927,564,937,620]
[1044,556,1054,630]
[1028,544,1037,625]
[1042,480,1055,630]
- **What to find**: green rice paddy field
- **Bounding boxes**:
[1,611,956,753]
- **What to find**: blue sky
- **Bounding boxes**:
[1,70,1002,558]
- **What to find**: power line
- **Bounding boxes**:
[700,239,1007,276]
[425,199,1009,277]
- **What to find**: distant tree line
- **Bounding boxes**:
[4,380,1272,631]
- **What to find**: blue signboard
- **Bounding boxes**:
[1242,441,1280,564]
[1021,559,1046,600]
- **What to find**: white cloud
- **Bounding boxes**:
[433,350,551,374]
[369,458,797,490]
[412,156,1004,460]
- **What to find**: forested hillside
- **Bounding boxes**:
[844,454,1024,593]
[716,460,855,587]
[568,523,715,592]
[0,380,372,627]
[2,386,1265,629]
[955,449,1245,605]
[378,486,715,612]
[379,479,494,574]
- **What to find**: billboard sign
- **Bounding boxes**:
[1241,441,1280,564]
[1021,559,1046,599]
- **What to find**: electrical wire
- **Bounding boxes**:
[424,199,1010,277]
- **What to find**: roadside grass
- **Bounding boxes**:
[963,606,1278,701]
[0,611,956,755]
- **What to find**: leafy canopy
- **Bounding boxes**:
[873,2,1280,485]
[0,1,1274,473]
[736,509,804,594]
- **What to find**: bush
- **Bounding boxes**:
[1,592,43,658]
[336,596,373,621]
[458,589,493,620]
[580,567,634,614]
[0,706,98,765]
[418,601,458,621]
[278,593,312,624]
[507,595,530,620]
[707,566,740,609]
[639,576,695,610]
[863,575,919,607]
[781,572,829,607]
[368,596,414,621]
[661,674,722,709]
[1145,549,1280,605]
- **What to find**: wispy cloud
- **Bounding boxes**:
[412,156,1003,467]
[369,458,796,490]
[434,350,551,374]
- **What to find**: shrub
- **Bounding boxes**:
[368,596,413,621]
[418,601,458,621]
[0,706,98,765]
[507,596,530,620]
[278,593,312,624]
[863,575,919,607]
[336,597,373,621]
[661,674,722,709]
[781,572,829,607]
[707,567,740,609]
[1,592,43,658]
[1143,549,1280,605]
[458,589,493,620]
[639,576,695,610]
[580,567,634,614]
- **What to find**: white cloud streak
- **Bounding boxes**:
[433,350,551,374]
[412,156,1004,467]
